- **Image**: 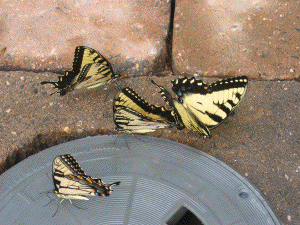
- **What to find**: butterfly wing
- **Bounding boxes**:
[41,46,118,95]
[114,107,175,133]
[74,62,119,90]
[172,76,248,129]
[151,80,211,137]
[71,46,109,74]
[61,175,120,197]
[52,154,87,193]
[56,178,97,199]
[113,87,177,133]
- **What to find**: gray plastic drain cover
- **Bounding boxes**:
[0,135,281,224]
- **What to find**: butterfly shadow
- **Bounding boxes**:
[40,172,87,217]
[111,133,148,151]
[41,190,87,217]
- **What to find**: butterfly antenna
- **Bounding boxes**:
[150,79,165,92]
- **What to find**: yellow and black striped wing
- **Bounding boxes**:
[52,154,120,199]
[57,176,120,198]
[151,80,211,137]
[52,154,86,193]
[113,87,177,133]
[172,76,248,129]
[75,62,118,89]
[71,46,110,75]
[41,46,118,95]
[114,107,175,133]
[56,178,97,198]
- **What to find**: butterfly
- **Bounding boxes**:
[52,154,120,201]
[41,46,119,96]
[151,76,248,137]
[113,87,182,133]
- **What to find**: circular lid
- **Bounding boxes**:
[0,135,281,224]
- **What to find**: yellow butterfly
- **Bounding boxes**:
[152,76,248,137]
[42,46,119,95]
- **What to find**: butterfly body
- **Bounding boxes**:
[151,80,211,137]
[42,46,119,95]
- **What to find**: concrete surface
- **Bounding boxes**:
[173,0,300,80]
[0,0,170,75]
[0,71,299,224]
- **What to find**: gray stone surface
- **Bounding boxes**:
[0,0,171,75]
[173,0,300,80]
[0,70,299,224]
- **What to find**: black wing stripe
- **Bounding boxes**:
[172,76,248,95]
[211,77,248,91]
[236,92,242,100]
[169,76,248,134]
[115,87,176,123]
[78,63,93,81]
[92,54,102,62]
[72,47,85,75]
[150,81,175,108]
[205,112,223,125]
[215,102,231,115]
[227,100,235,107]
